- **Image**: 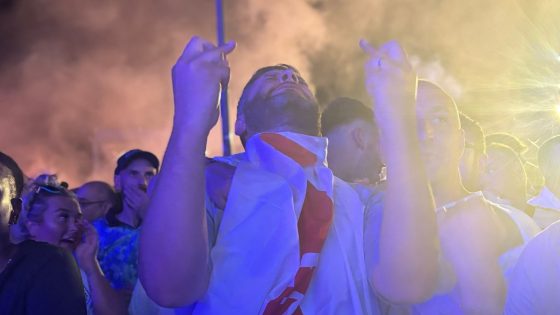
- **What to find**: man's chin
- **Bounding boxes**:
[244,91,320,136]
[423,160,443,182]
[268,89,315,108]
[271,86,309,100]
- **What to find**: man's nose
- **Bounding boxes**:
[69,218,80,234]
[278,69,299,83]
[139,177,150,190]
[418,120,435,142]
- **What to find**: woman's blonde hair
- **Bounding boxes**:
[10,174,78,244]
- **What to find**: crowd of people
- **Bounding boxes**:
[1,35,560,314]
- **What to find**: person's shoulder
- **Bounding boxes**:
[205,159,237,210]
[93,217,119,243]
[505,220,560,314]
[92,217,109,230]
[345,180,384,209]
[525,221,560,253]
[206,159,237,178]
[18,240,71,259]
[10,241,78,282]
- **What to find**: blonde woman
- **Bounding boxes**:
[10,175,126,315]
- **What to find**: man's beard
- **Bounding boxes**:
[243,91,320,137]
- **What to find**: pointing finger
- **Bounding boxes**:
[195,42,237,64]
[178,36,217,63]
[359,38,377,56]
[220,40,236,55]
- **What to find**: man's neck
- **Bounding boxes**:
[431,174,470,208]
[116,206,140,228]
[499,189,528,211]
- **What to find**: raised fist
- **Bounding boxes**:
[172,36,236,133]
[360,39,417,122]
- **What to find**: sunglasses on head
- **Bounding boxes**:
[8,184,67,225]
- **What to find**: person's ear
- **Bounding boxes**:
[25,220,38,238]
[234,114,247,137]
[351,127,366,151]
[114,175,122,192]
[102,202,112,215]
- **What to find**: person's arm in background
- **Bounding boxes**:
[75,221,127,315]
[361,40,439,304]
[139,36,235,307]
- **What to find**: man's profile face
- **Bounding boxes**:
[115,159,157,192]
[358,124,383,183]
[480,147,525,197]
[75,185,110,222]
[416,83,464,181]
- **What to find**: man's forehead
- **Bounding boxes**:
[76,185,100,196]
[124,159,156,171]
[417,86,458,115]
[50,196,82,213]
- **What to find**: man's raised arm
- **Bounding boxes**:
[361,40,439,303]
[139,36,235,307]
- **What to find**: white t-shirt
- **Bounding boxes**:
[528,187,560,229]
[80,270,93,315]
[178,133,382,314]
[505,221,560,315]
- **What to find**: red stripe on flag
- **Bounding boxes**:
[260,133,333,315]
[299,183,333,255]
[261,133,317,167]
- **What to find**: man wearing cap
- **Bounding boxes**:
[94,149,159,300]
[110,149,159,228]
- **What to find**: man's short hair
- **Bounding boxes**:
[0,151,24,198]
[538,135,560,174]
[320,97,375,136]
[486,133,527,156]
[77,180,118,206]
[459,113,486,154]
[237,64,303,116]
[114,149,159,175]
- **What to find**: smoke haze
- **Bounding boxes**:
[1,0,559,184]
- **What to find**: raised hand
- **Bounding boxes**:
[360,39,417,123]
[361,39,439,304]
[172,36,236,134]
[74,220,101,276]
